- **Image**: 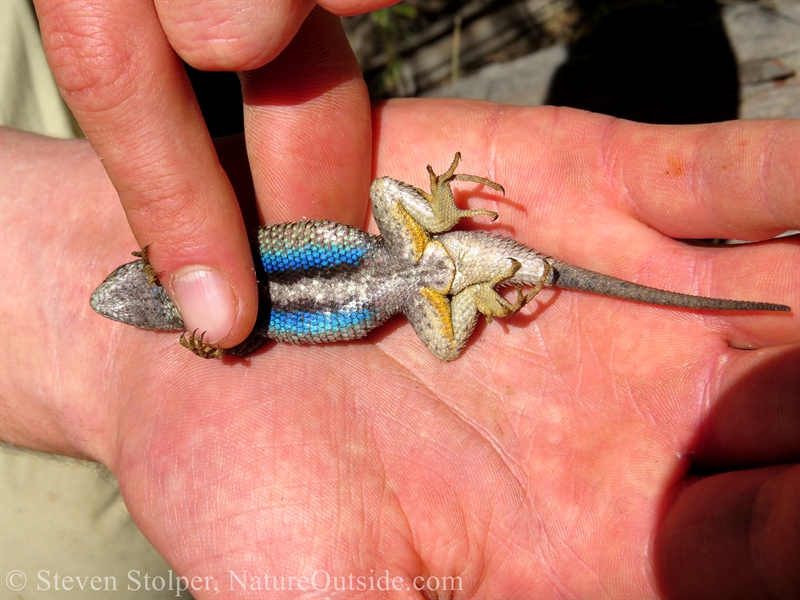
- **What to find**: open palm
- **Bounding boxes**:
[3,106,797,599]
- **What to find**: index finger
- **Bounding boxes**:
[37,0,257,349]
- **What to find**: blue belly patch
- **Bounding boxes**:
[262,242,367,273]
[268,305,373,340]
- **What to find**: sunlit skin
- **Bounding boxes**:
[3,108,798,598]
[7,0,799,597]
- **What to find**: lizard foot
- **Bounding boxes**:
[524,258,552,302]
[415,152,503,233]
[131,244,162,287]
[477,257,552,323]
[468,282,525,324]
[179,330,224,359]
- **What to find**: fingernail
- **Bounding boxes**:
[171,267,237,345]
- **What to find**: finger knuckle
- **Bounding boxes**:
[42,4,136,101]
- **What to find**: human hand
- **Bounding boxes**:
[2,105,797,598]
[32,0,396,351]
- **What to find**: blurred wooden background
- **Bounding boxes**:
[342,0,799,122]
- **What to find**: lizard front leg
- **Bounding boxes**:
[415,151,503,233]
[180,327,269,359]
[369,153,504,261]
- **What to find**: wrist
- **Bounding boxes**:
[0,128,126,463]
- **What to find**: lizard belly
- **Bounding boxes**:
[264,271,397,344]
[258,220,389,343]
[257,220,457,345]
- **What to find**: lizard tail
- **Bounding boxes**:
[546,260,791,312]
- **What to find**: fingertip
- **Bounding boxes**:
[167,257,258,350]
[172,267,238,346]
[156,0,316,71]
[316,0,399,16]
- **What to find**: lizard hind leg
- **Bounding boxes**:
[424,282,527,360]
[466,257,539,321]
[415,152,503,233]
[405,258,548,361]
[406,289,477,361]
[453,254,551,329]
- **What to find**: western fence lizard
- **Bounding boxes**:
[90,153,791,360]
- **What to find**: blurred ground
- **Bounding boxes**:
[342,0,800,121]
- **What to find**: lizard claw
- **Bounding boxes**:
[505,257,552,313]
[180,330,224,359]
[507,283,531,315]
[132,244,163,287]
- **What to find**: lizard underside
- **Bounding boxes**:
[90,153,790,360]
